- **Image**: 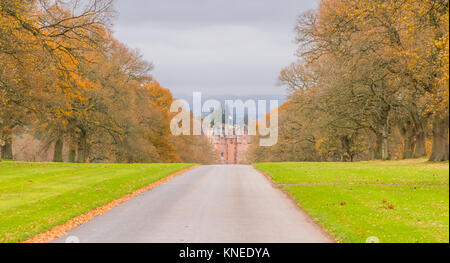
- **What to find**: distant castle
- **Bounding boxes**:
[205,124,251,164]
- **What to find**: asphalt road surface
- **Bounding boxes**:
[54,165,333,243]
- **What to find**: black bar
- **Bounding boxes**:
[1,243,448,262]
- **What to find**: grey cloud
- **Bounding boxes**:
[115,0,318,26]
[112,0,319,96]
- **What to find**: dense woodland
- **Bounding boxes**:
[1,0,448,164]
[249,0,449,162]
[0,0,214,163]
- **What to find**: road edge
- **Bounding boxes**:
[22,165,200,243]
[251,165,337,243]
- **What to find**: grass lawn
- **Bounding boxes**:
[0,161,195,243]
[253,159,449,243]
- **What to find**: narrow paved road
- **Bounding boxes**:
[54,165,332,243]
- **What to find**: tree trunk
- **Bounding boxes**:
[77,129,88,163]
[53,138,64,162]
[413,130,427,158]
[373,132,383,160]
[340,136,351,162]
[68,146,76,163]
[1,138,13,160]
[408,106,427,158]
[402,135,414,159]
[400,121,415,159]
[429,115,449,162]
[381,122,389,160]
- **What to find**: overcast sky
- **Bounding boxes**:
[112,0,319,97]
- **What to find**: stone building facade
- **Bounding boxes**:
[207,125,251,164]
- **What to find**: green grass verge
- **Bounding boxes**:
[253,159,449,243]
[0,161,195,243]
